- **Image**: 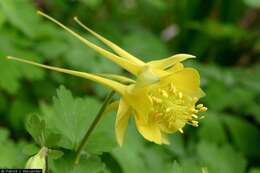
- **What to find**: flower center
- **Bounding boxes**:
[148,82,207,133]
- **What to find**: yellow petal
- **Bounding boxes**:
[37,11,141,76]
[134,114,163,144]
[74,17,145,66]
[161,68,203,98]
[115,99,131,146]
[97,73,135,84]
[124,85,152,123]
[7,56,126,95]
[153,62,184,78]
[148,54,195,70]
[165,62,184,73]
[159,119,186,134]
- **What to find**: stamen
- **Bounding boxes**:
[148,96,153,104]
[190,108,198,113]
[192,114,198,119]
[178,128,184,134]
[170,83,176,93]
[196,104,204,109]
[166,107,174,113]
[148,82,206,133]
[152,96,162,104]
[199,107,207,112]
[191,120,199,127]
[199,115,205,119]
[178,92,183,99]
[161,90,169,98]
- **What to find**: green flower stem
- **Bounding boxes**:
[74,90,115,164]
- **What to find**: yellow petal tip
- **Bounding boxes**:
[181,54,196,58]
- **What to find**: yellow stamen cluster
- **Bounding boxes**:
[148,82,207,133]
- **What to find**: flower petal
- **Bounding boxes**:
[161,68,204,98]
[165,62,184,73]
[74,17,145,66]
[115,99,131,146]
[124,85,152,123]
[134,114,163,144]
[147,54,195,70]
[7,56,126,95]
[153,62,184,78]
[37,11,141,76]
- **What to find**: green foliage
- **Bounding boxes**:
[197,141,247,173]
[50,153,109,173]
[244,0,260,8]
[0,0,259,172]
[0,128,30,168]
[26,86,116,153]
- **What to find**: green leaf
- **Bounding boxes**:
[81,0,103,9]
[63,34,98,71]
[197,141,247,173]
[244,0,260,8]
[249,168,260,173]
[112,124,173,173]
[22,143,39,156]
[122,30,170,61]
[172,161,184,173]
[35,39,68,59]
[198,112,227,144]
[25,113,45,146]
[64,34,121,74]
[0,30,45,93]
[167,134,185,157]
[10,99,36,130]
[25,113,62,148]
[0,0,41,38]
[50,152,108,173]
[0,128,29,168]
[40,85,117,153]
[0,128,9,142]
[171,161,204,173]
[111,125,148,173]
[223,116,260,157]
[0,92,7,113]
[0,9,6,28]
[45,132,62,148]
[48,149,64,159]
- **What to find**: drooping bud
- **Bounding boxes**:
[25,147,48,172]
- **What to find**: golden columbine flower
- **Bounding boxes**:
[8,11,207,146]
[25,147,48,172]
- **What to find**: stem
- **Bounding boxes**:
[74,90,115,164]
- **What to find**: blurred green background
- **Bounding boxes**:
[0,0,260,172]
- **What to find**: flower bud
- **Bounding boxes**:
[25,147,48,172]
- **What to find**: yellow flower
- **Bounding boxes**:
[8,11,207,146]
[25,147,48,172]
